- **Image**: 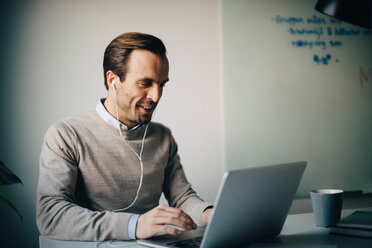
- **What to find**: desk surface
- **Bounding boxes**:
[40,208,372,248]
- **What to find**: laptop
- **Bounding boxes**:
[138,161,306,248]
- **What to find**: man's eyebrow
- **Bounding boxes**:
[138,78,169,84]
[161,78,169,84]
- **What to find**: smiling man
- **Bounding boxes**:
[104,49,169,129]
[36,32,213,241]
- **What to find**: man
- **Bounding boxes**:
[36,32,213,241]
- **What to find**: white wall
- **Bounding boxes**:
[0,1,223,247]
[222,0,372,196]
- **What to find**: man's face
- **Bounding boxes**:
[115,49,169,128]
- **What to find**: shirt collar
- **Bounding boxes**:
[95,98,143,131]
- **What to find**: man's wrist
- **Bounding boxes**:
[202,206,213,225]
[128,214,140,240]
[203,206,213,212]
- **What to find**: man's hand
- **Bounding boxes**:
[136,204,197,239]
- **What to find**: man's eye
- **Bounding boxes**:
[140,82,152,87]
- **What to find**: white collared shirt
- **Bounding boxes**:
[95,98,143,131]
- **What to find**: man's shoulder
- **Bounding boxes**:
[46,110,98,137]
[149,122,172,135]
[63,109,98,125]
[148,122,179,146]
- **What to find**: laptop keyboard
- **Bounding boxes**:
[167,236,203,248]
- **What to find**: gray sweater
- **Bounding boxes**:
[36,109,211,241]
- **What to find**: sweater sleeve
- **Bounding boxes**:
[36,121,131,241]
[163,134,213,226]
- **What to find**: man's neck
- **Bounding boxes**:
[103,96,135,129]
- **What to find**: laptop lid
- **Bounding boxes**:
[138,161,306,248]
[200,161,306,247]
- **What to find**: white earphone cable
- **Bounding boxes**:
[113,84,148,212]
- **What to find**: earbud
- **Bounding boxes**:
[112,81,116,92]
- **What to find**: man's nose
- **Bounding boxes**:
[147,85,162,103]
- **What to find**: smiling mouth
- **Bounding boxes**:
[138,104,156,113]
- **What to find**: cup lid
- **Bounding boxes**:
[311,189,343,194]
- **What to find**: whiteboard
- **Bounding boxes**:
[222,0,372,196]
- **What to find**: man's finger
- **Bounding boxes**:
[152,206,197,229]
[155,224,182,236]
[155,205,188,217]
[155,205,196,222]
[152,216,195,231]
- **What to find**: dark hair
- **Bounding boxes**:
[103,32,167,89]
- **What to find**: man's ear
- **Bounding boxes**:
[106,71,118,91]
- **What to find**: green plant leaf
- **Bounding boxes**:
[0,184,23,220]
[0,160,22,185]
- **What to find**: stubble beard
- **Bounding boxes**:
[131,106,155,126]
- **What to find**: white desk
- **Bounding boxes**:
[39,208,372,248]
[256,208,372,248]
